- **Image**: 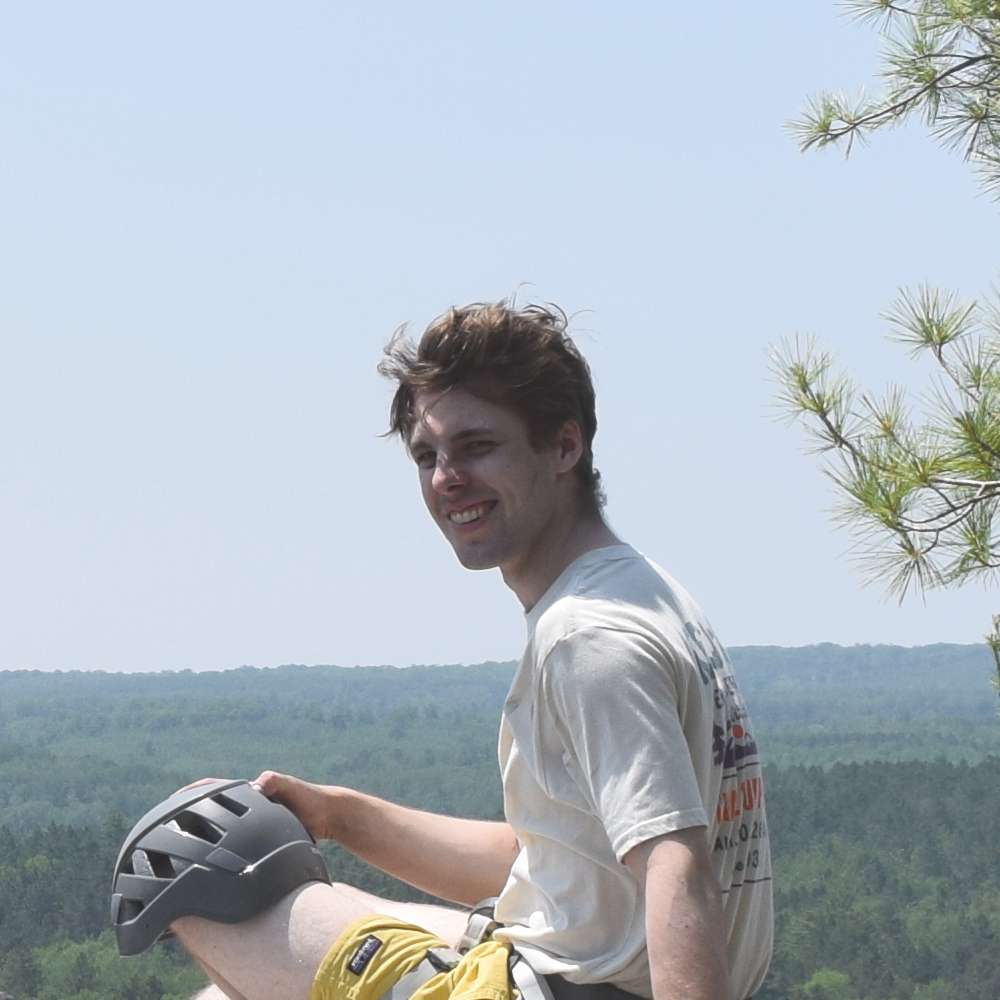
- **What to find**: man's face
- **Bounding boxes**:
[408,388,568,576]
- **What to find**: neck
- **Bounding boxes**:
[502,508,621,612]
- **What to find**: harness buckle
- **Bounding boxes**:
[458,897,501,953]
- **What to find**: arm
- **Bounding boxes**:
[253,769,518,907]
[623,827,733,1000]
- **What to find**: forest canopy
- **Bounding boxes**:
[0,644,996,999]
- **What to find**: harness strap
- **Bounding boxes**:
[458,897,557,1000]
[379,947,460,1000]
[509,953,557,1000]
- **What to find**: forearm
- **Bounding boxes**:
[323,784,517,906]
[626,829,733,1000]
[645,865,732,1000]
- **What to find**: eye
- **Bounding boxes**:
[413,449,436,469]
[467,440,495,455]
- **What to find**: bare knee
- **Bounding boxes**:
[173,882,370,1000]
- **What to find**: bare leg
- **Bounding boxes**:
[190,987,234,1000]
[173,881,467,1000]
[333,883,470,945]
[190,954,250,1000]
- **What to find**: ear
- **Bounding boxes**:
[553,420,584,476]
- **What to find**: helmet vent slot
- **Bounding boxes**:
[213,793,249,817]
[175,810,224,843]
[146,850,176,879]
[119,898,144,922]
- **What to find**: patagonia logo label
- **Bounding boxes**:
[348,935,383,975]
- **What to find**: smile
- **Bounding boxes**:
[448,502,495,525]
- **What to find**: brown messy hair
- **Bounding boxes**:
[378,300,605,513]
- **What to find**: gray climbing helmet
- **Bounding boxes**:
[111,778,331,956]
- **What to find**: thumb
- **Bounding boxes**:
[250,770,287,796]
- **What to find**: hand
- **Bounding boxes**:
[252,770,334,841]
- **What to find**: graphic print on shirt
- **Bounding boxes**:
[712,673,759,770]
[683,621,772,893]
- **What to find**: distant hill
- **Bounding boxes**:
[731,642,996,717]
[3,641,994,713]
[729,643,998,766]
[0,644,995,831]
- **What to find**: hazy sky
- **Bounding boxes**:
[3,3,997,671]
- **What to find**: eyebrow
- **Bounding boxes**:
[410,425,497,451]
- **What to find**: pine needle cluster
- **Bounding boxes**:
[790,0,1000,196]
[773,291,1000,599]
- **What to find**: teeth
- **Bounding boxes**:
[450,504,486,524]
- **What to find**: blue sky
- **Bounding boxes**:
[2,3,997,671]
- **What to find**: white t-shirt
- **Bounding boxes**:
[493,545,772,1000]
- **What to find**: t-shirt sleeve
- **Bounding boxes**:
[540,625,708,861]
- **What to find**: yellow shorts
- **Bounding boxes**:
[311,914,514,1000]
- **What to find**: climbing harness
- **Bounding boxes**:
[378,898,642,1000]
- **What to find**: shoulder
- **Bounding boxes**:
[539,624,686,711]
[531,547,697,669]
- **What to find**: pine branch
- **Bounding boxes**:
[833,54,990,137]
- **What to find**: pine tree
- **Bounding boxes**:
[772,2,1000,686]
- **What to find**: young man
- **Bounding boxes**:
[174,301,773,1000]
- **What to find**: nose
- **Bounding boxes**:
[431,453,465,494]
